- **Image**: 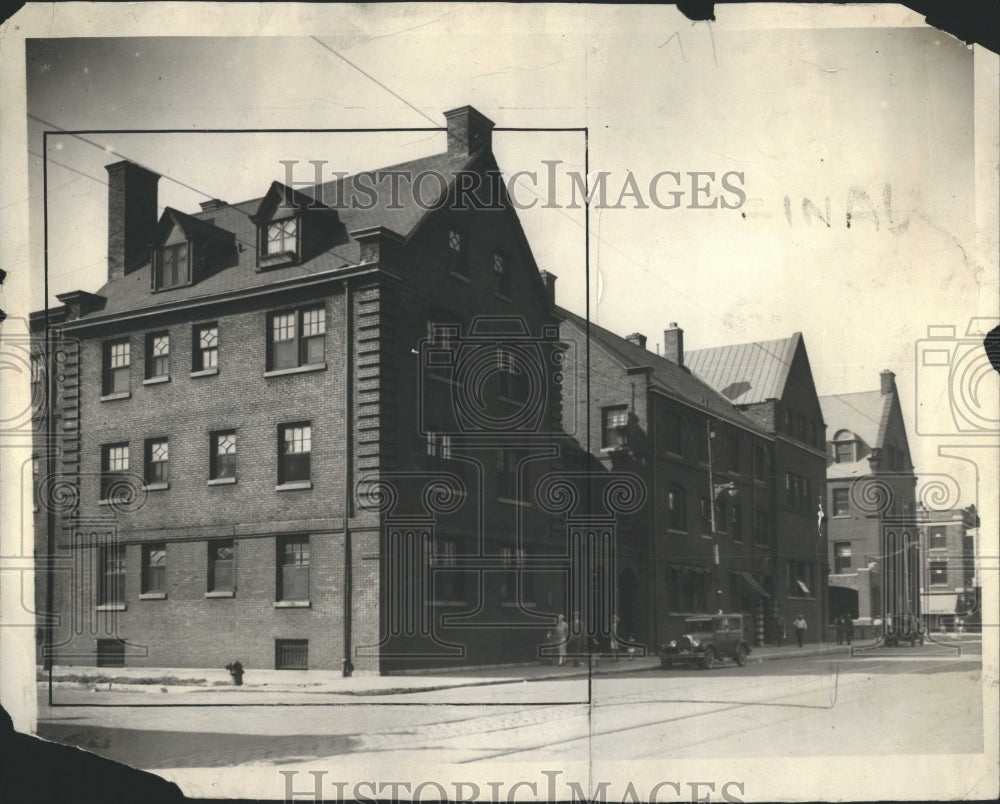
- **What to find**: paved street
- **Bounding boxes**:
[34,638,984,773]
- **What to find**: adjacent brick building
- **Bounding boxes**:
[556,312,781,648]
[33,106,599,673]
[819,371,919,640]
[686,333,829,642]
[918,504,980,632]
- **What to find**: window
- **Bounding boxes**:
[426,432,452,460]
[663,411,682,454]
[730,504,743,540]
[715,500,726,533]
[494,252,511,298]
[431,536,464,601]
[275,639,308,670]
[211,431,237,480]
[832,488,849,516]
[146,332,170,379]
[99,543,126,606]
[30,352,44,408]
[497,449,517,501]
[929,559,948,586]
[929,526,947,550]
[193,324,218,372]
[102,339,130,395]
[277,536,310,601]
[144,438,169,486]
[208,539,234,593]
[785,472,794,506]
[727,434,740,472]
[602,406,628,449]
[266,218,298,255]
[141,543,166,595]
[753,444,767,477]
[448,228,468,277]
[755,509,769,543]
[701,498,712,533]
[279,423,311,485]
[808,420,817,448]
[155,242,189,289]
[835,442,855,463]
[268,306,326,370]
[101,443,129,501]
[834,542,852,574]
[96,639,125,667]
[496,347,524,400]
[667,485,686,530]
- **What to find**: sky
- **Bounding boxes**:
[20,5,998,509]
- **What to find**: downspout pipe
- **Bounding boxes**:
[342,280,354,677]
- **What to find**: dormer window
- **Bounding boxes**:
[154,242,190,290]
[266,218,298,256]
[831,430,858,463]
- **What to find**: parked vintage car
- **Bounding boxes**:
[660,614,752,670]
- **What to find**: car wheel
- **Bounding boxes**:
[735,645,748,667]
[699,648,716,671]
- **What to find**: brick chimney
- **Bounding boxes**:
[538,270,557,305]
[626,332,647,349]
[444,105,495,157]
[663,323,684,366]
[106,161,160,281]
[880,369,895,395]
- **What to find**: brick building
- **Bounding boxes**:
[555,312,779,649]
[685,333,829,642]
[819,370,919,640]
[918,504,980,632]
[33,105,599,673]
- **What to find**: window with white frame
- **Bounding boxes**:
[279,423,312,485]
[265,218,298,255]
[146,332,170,379]
[268,306,325,370]
[193,324,218,372]
[211,431,237,480]
[102,339,130,395]
[144,438,169,485]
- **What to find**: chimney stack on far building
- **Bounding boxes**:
[444,105,495,157]
[880,369,896,395]
[626,332,647,349]
[106,161,160,282]
[538,270,558,305]
[664,323,684,366]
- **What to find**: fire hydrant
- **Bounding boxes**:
[225,660,244,686]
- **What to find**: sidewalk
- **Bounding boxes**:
[39,639,857,697]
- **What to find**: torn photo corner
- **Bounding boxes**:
[0,3,997,802]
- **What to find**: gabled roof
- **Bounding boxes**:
[818,389,894,478]
[817,390,890,449]
[556,308,768,436]
[158,207,235,245]
[685,334,800,405]
[74,149,478,321]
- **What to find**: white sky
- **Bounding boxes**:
[21,5,998,508]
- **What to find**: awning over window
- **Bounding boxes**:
[922,593,958,614]
[737,570,770,597]
[796,580,811,596]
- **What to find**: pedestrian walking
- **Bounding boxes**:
[792,614,807,647]
[569,611,584,667]
[774,613,786,646]
[609,615,622,661]
[843,615,854,646]
[834,615,845,645]
[554,614,569,666]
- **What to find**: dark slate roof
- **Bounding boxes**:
[555,308,768,436]
[684,334,800,405]
[77,149,476,321]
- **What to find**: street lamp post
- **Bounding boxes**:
[707,420,737,614]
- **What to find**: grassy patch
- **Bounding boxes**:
[37,670,208,686]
